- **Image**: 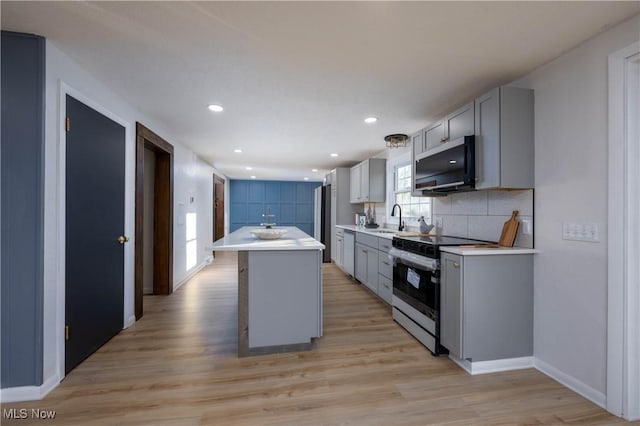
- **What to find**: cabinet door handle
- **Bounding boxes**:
[382,260,390,265]
[362,249,368,253]
[453,262,460,268]
[440,137,448,143]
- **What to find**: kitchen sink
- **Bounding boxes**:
[370,229,397,234]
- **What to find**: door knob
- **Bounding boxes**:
[117,236,130,244]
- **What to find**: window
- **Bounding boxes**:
[393,163,431,223]
[185,212,197,270]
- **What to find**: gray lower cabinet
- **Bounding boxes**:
[355,242,377,293]
[335,233,344,269]
[440,252,533,362]
[343,230,355,276]
[353,232,394,305]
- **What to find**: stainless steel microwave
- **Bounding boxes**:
[414,135,475,195]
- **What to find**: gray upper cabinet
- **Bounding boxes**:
[350,164,362,202]
[440,251,534,362]
[411,129,425,158]
[474,86,534,189]
[350,158,386,203]
[445,102,475,143]
[424,120,445,152]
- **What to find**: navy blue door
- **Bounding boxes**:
[65,95,125,374]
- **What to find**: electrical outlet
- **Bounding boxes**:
[562,222,599,242]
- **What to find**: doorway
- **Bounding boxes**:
[65,95,126,374]
[213,175,225,246]
[134,123,174,320]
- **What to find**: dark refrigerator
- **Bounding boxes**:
[313,185,332,263]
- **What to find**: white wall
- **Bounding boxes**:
[42,41,224,389]
[513,14,640,400]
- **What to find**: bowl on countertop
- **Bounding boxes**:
[250,228,288,240]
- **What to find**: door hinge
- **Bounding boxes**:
[65,117,70,132]
[65,325,69,341]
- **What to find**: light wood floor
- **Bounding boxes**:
[2,252,629,425]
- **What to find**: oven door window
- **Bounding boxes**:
[393,261,437,316]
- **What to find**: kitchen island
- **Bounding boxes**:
[207,226,325,356]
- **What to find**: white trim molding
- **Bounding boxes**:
[607,41,640,421]
[449,355,534,375]
[0,374,60,404]
[535,358,606,409]
[173,256,212,292]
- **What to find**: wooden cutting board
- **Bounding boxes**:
[499,210,520,247]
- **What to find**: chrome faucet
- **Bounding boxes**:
[391,203,404,231]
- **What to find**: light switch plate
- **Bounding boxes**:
[562,222,599,242]
[521,219,533,235]
[435,216,443,229]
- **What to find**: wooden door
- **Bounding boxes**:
[213,175,225,241]
[65,95,125,374]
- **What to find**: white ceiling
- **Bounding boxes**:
[3,2,639,181]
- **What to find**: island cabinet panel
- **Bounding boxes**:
[440,252,533,362]
[245,250,322,350]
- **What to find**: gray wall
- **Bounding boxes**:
[1,32,45,387]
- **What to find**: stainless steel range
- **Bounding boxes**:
[389,235,489,355]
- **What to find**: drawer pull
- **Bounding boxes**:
[453,262,460,268]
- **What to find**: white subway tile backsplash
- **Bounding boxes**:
[487,190,534,216]
[450,191,488,215]
[468,215,505,242]
[432,196,452,215]
[442,215,469,238]
[513,215,534,248]
[435,190,534,248]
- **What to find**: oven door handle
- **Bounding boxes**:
[388,247,438,271]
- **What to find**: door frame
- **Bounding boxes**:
[607,41,640,421]
[55,82,135,382]
[134,123,174,320]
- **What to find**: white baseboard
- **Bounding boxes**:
[534,358,606,409]
[124,315,136,329]
[173,257,211,292]
[0,373,60,403]
[449,355,534,375]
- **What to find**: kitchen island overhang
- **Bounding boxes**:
[207,227,325,357]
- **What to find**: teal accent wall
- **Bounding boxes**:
[230,180,321,236]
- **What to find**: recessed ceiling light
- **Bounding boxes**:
[245,166,253,170]
[449,160,457,164]
[312,169,318,172]
[330,153,339,157]
[364,117,378,124]
[208,104,224,112]
[303,177,309,181]
[250,175,256,179]
[234,149,243,154]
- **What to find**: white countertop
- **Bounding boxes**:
[440,246,539,256]
[207,226,325,251]
[338,224,537,255]
[336,224,399,240]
